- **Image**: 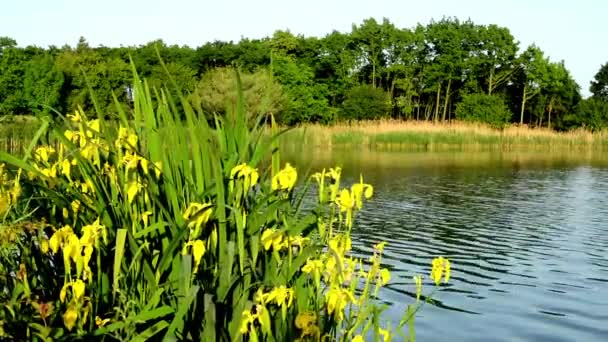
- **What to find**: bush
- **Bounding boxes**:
[341,85,391,121]
[563,98,608,131]
[191,66,285,124]
[455,93,512,128]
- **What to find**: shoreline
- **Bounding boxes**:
[278,120,608,151]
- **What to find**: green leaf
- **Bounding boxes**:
[113,229,127,298]
[131,321,170,342]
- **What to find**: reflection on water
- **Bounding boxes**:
[285,148,608,342]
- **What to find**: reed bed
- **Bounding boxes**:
[278,120,608,151]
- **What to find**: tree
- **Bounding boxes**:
[191,67,284,124]
[455,93,512,128]
[55,39,131,115]
[0,41,27,115]
[23,54,64,115]
[516,45,549,125]
[341,84,391,120]
[590,63,608,101]
[271,55,332,124]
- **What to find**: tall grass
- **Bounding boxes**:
[279,120,608,151]
[0,116,44,156]
[0,68,449,341]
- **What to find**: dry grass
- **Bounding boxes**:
[277,120,608,150]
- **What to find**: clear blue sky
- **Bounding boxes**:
[2,0,606,96]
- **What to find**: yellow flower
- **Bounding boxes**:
[127,180,143,204]
[230,163,259,192]
[80,217,107,246]
[413,275,422,301]
[72,279,85,300]
[325,286,356,321]
[34,146,56,163]
[264,286,294,308]
[40,239,49,254]
[302,258,324,274]
[430,256,451,286]
[71,200,81,213]
[336,188,354,212]
[353,335,364,342]
[379,327,390,341]
[63,306,78,331]
[239,309,257,335]
[295,312,319,337]
[374,241,387,252]
[351,177,373,210]
[115,126,138,150]
[60,159,72,179]
[86,119,100,137]
[183,202,213,238]
[141,210,153,227]
[288,234,309,247]
[95,316,110,327]
[49,225,74,254]
[67,110,83,123]
[182,239,206,270]
[261,229,284,251]
[153,161,162,179]
[379,268,391,286]
[271,163,297,191]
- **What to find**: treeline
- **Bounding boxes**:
[1,17,608,130]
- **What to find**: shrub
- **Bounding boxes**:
[455,93,512,128]
[191,66,285,123]
[341,85,391,121]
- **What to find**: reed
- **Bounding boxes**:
[278,120,608,151]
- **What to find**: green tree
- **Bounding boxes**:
[191,66,284,123]
[23,54,65,116]
[590,62,608,100]
[455,93,512,128]
[0,40,27,115]
[516,45,549,125]
[272,55,331,124]
[55,38,131,115]
[341,84,391,120]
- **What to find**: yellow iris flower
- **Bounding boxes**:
[271,163,297,191]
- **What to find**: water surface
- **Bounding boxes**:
[285,148,608,341]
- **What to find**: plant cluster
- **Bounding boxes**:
[0,71,450,341]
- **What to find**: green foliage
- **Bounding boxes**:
[272,55,332,124]
[456,93,512,128]
[191,66,284,123]
[341,84,391,121]
[23,55,65,116]
[566,98,608,131]
[0,68,447,341]
[0,18,595,129]
[591,62,608,101]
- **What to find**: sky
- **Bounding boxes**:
[2,0,606,97]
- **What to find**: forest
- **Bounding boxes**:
[1,17,608,130]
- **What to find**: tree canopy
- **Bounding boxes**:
[0,17,605,130]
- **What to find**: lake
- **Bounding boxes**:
[284,147,608,341]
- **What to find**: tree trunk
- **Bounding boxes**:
[372,62,376,88]
[488,68,494,95]
[520,86,527,125]
[442,78,451,122]
[434,82,441,123]
[547,97,554,129]
[416,99,420,121]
